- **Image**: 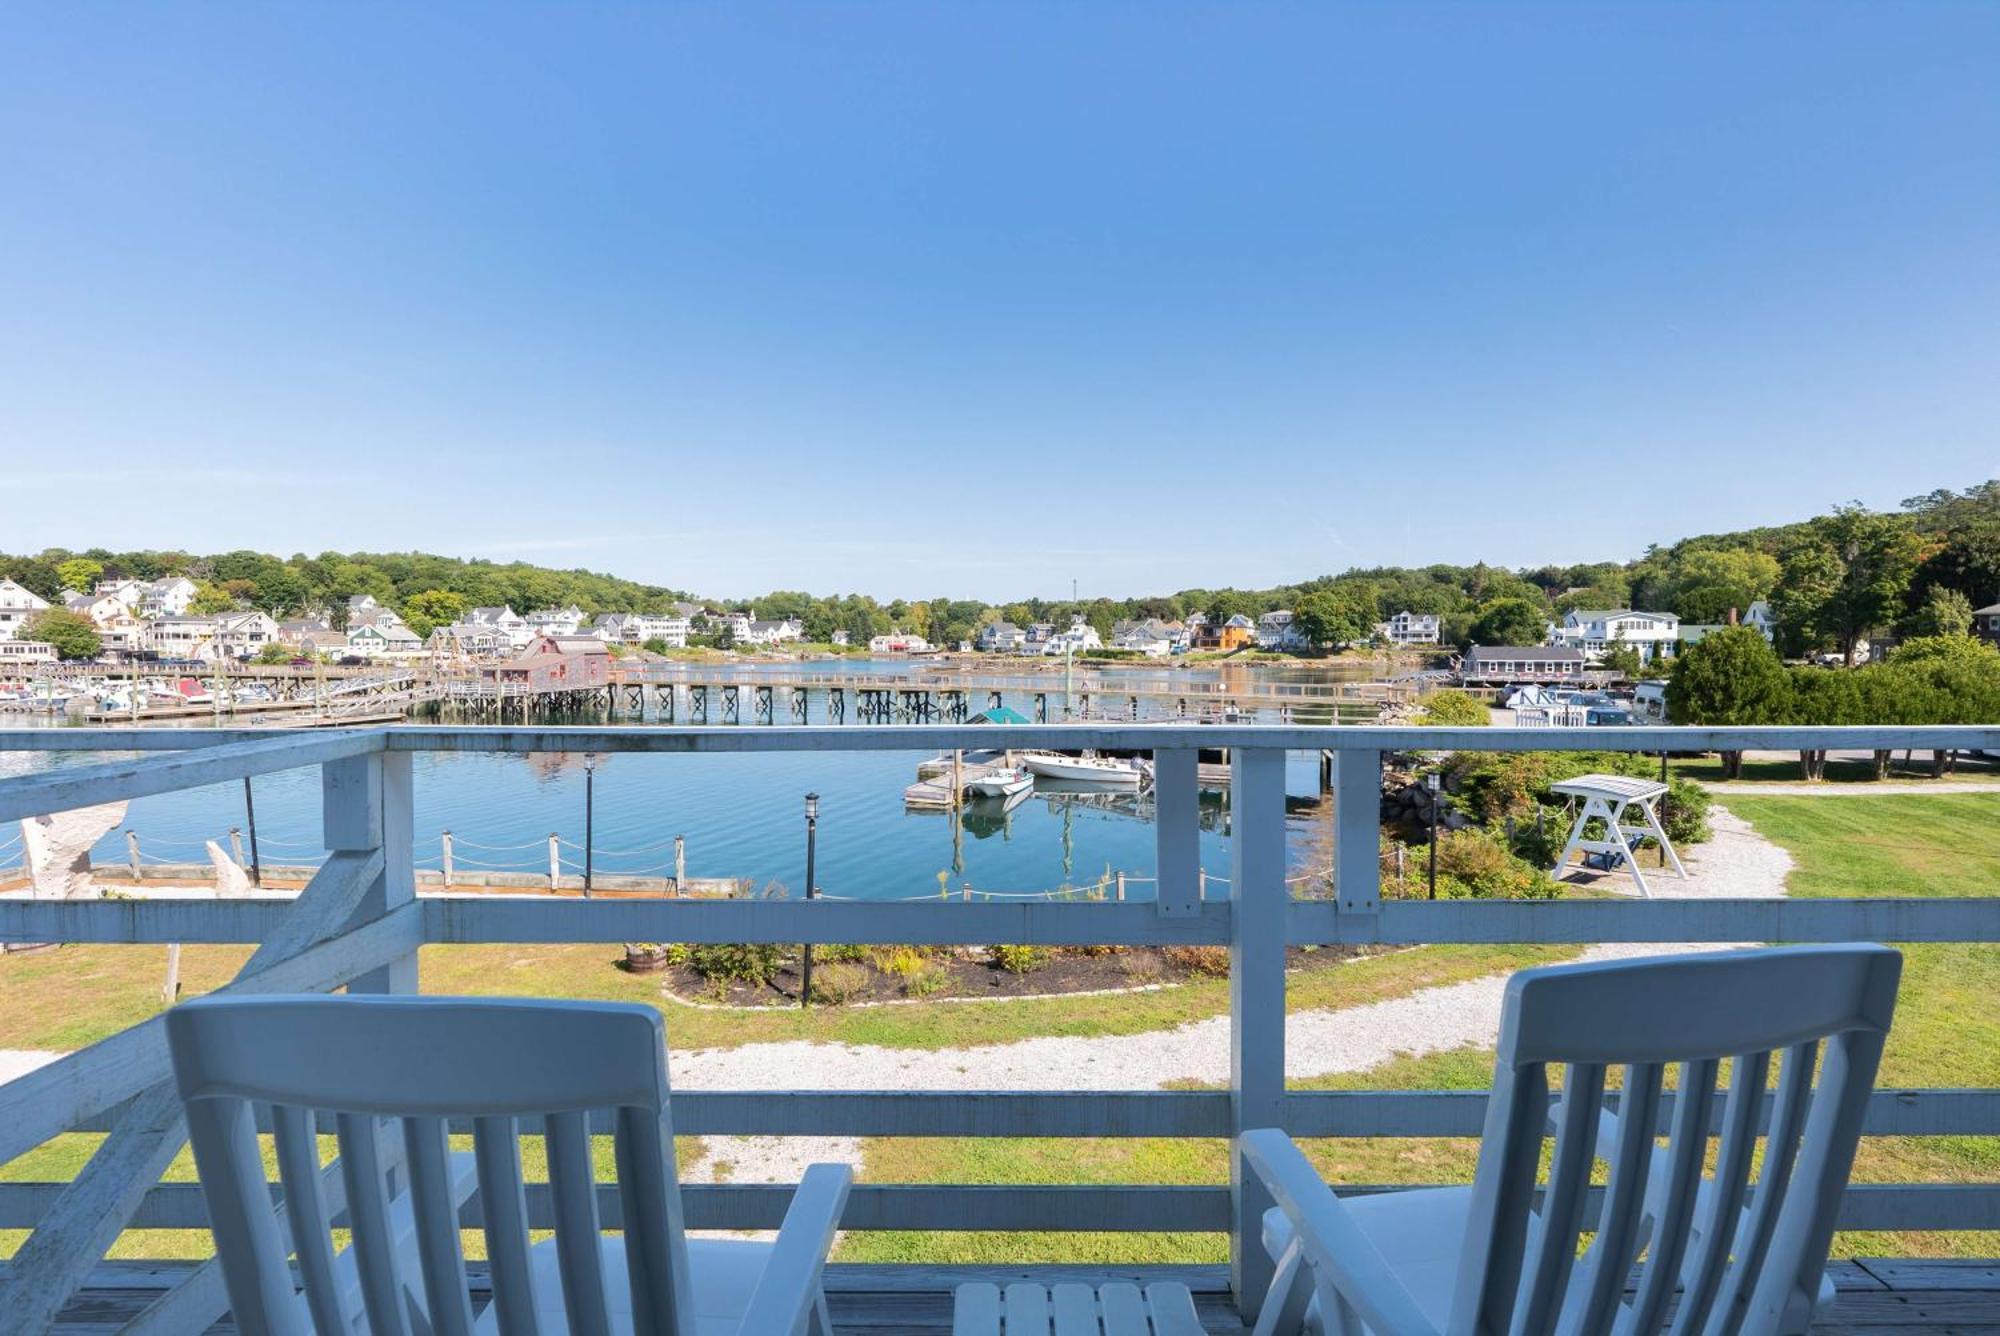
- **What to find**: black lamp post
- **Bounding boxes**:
[1426,771,1441,900]
[801,792,820,1008]
[583,753,597,897]
[242,777,262,887]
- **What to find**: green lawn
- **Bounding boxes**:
[842,794,2000,1265]
[0,940,1576,1054]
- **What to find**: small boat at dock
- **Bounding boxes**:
[1022,752,1149,788]
[964,767,1033,799]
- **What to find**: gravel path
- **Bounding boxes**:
[677,801,1793,1204]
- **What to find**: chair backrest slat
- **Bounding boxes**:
[1705,1040,1817,1331]
[1460,1062,1552,1332]
[1621,1059,1719,1335]
[1669,1049,1769,1336]
[1514,1062,1605,1333]
[1572,1061,1663,1332]
[403,1114,478,1336]
[338,1110,414,1336]
[473,1114,542,1336]
[1439,945,1901,1336]
[546,1108,615,1336]
[1741,1028,1890,1331]
[183,1095,308,1336]
[168,996,699,1336]
[614,1104,692,1335]
[271,1104,348,1335]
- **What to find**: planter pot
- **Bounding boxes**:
[623,949,672,974]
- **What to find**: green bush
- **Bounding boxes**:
[989,944,1054,974]
[816,943,869,964]
[808,961,868,1005]
[1416,689,1491,726]
[1443,750,1712,847]
[686,942,782,986]
[1384,827,1559,901]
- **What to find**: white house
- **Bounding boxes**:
[978,621,1028,653]
[428,622,513,658]
[635,614,690,648]
[1111,618,1176,657]
[0,578,50,641]
[1042,616,1102,656]
[212,611,281,659]
[869,631,933,654]
[135,577,199,618]
[1375,610,1442,646]
[93,577,151,610]
[67,593,143,654]
[142,617,221,661]
[1256,610,1307,650]
[714,611,754,643]
[1547,609,1681,663]
[525,605,586,637]
[345,595,407,630]
[1743,600,1778,642]
[467,606,533,650]
[745,618,803,646]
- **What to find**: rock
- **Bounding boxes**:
[19,801,128,902]
[205,841,253,898]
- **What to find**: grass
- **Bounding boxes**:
[0,940,1579,1055]
[844,793,2000,1265]
[1670,754,2000,785]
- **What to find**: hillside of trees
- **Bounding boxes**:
[6,479,1996,654]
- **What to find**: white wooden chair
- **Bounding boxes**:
[166,995,852,1336]
[1242,944,1902,1335]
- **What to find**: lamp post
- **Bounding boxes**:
[1426,771,1441,900]
[801,792,819,1008]
[582,753,597,897]
[241,776,262,887]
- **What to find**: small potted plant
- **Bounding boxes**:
[622,942,674,973]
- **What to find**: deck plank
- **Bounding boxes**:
[27,1259,1999,1333]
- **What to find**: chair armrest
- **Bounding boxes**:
[1239,1130,1440,1336]
[734,1163,853,1336]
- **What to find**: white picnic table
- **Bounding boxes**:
[953,1280,1204,1335]
[1548,772,1686,898]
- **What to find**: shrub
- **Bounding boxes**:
[808,961,868,1005]
[989,944,1054,974]
[1384,828,1559,901]
[1162,945,1231,978]
[686,942,782,986]
[900,960,947,997]
[1443,750,1712,846]
[816,943,869,964]
[874,946,931,980]
[1416,689,1491,726]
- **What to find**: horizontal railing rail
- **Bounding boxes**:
[1,721,1997,1329]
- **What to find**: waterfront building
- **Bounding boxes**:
[977,620,1028,653]
[0,578,50,641]
[1111,618,1177,656]
[1255,609,1307,651]
[1460,644,1589,683]
[525,605,586,637]
[1374,610,1442,646]
[1547,608,1680,663]
[869,631,932,653]
[0,639,57,668]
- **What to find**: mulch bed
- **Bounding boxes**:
[641,943,1372,1007]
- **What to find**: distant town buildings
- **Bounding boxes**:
[1375,610,1442,646]
[1546,609,1681,664]
[0,578,50,641]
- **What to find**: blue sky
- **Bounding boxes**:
[2,4,1995,601]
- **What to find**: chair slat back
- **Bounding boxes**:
[1448,945,1900,1336]
[167,995,697,1336]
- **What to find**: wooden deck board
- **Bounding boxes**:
[25,1259,2000,1332]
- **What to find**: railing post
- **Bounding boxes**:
[323,747,417,995]
[1229,745,1287,1319]
[1333,748,1382,935]
[549,832,561,889]
[441,830,454,887]
[1153,747,1200,917]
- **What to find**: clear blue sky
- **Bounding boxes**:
[2,4,1995,602]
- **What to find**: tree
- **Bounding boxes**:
[254,642,296,665]
[55,558,103,594]
[1772,508,1921,665]
[401,589,468,638]
[1294,591,1365,651]
[1786,666,1863,778]
[189,582,239,615]
[1906,585,1974,639]
[21,609,101,661]
[1666,626,1791,777]
[1466,597,1545,648]
[1598,643,1644,680]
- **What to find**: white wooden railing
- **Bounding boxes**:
[1,722,1997,1331]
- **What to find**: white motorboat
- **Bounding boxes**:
[964,767,1033,799]
[1022,752,1148,787]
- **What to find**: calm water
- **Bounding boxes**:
[6,744,1335,902]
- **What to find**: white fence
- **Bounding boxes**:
[0,722,1996,1330]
